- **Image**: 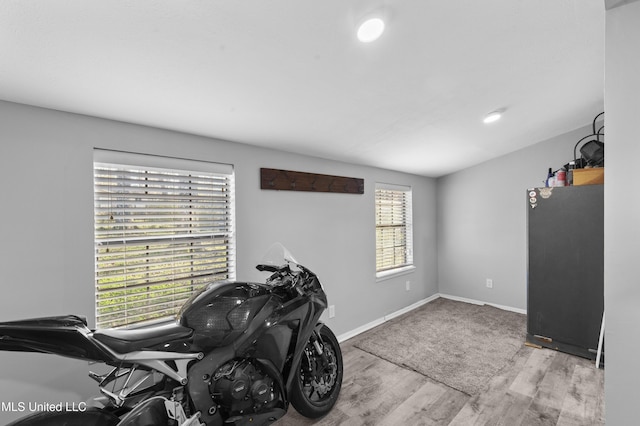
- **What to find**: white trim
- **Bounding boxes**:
[94,148,233,175]
[439,293,527,315]
[336,293,526,343]
[375,265,416,282]
[383,294,440,321]
[337,318,386,343]
[336,293,439,342]
[375,182,412,192]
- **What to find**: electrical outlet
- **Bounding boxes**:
[486,278,493,289]
[406,281,411,291]
[329,305,335,318]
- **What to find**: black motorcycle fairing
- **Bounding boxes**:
[252,319,295,373]
[0,315,89,327]
[178,281,272,351]
[186,344,235,425]
[186,295,285,424]
[271,279,329,395]
[246,296,319,378]
[0,315,114,362]
[92,322,194,353]
[112,397,169,426]
[185,278,327,425]
[282,317,327,395]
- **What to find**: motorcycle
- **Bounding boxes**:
[0,244,343,426]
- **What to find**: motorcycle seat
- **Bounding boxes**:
[93,322,193,353]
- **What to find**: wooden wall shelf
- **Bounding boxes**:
[260,168,364,194]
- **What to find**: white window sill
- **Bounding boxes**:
[376,265,416,282]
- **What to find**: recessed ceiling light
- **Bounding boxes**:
[357,18,385,43]
[483,110,504,124]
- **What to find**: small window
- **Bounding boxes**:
[375,183,413,276]
[93,150,235,328]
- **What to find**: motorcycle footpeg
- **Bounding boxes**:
[89,371,107,383]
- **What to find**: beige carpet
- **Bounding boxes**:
[351,297,526,396]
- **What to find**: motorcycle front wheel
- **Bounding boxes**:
[291,324,343,419]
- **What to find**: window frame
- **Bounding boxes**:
[375,183,414,280]
[93,149,235,329]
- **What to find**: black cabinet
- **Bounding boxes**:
[526,185,604,360]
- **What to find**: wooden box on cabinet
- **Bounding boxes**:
[573,168,604,186]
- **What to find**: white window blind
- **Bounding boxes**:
[93,150,235,329]
[375,184,413,274]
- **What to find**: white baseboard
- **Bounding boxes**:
[336,293,439,343]
[439,293,527,315]
[336,293,525,343]
[383,293,440,321]
[337,318,386,343]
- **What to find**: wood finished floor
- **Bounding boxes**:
[275,340,604,426]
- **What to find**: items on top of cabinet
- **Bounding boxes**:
[573,111,605,167]
[543,111,604,187]
[545,166,570,187]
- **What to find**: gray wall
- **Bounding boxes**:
[0,100,438,423]
[437,124,596,310]
[604,1,640,423]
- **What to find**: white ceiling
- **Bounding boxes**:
[0,1,604,177]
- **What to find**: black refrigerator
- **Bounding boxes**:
[526,184,604,361]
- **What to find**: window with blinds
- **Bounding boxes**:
[93,150,235,329]
[375,184,413,275]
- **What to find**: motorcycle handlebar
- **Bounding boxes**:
[256,263,303,288]
[256,264,279,273]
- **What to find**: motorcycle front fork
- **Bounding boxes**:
[310,332,330,370]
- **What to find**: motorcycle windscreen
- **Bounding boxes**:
[0,315,113,362]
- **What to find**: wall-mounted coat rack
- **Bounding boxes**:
[260,168,364,194]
